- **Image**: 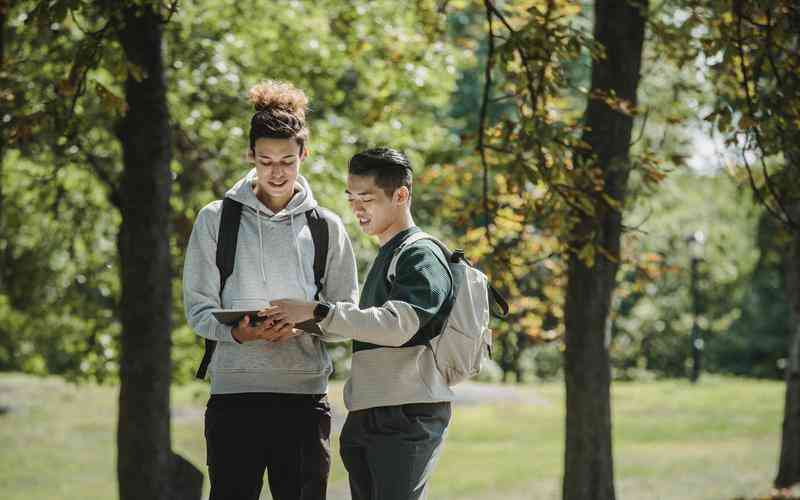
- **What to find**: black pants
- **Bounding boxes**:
[340,402,451,500]
[205,393,332,500]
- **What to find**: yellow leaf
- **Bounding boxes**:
[128,63,147,82]
[602,193,621,210]
[578,243,595,267]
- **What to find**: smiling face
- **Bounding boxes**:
[346,174,411,245]
[251,137,306,211]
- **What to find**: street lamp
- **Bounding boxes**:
[686,230,706,383]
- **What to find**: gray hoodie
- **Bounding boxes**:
[182,169,359,395]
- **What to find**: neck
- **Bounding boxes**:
[254,185,293,213]
[377,211,415,246]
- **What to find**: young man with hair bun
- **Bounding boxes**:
[182,80,358,500]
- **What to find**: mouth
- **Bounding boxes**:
[267,179,289,189]
[357,216,371,227]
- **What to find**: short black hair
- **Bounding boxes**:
[348,147,413,198]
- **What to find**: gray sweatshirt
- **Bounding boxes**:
[182,170,358,395]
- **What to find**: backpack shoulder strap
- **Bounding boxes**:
[216,198,244,291]
[387,231,510,319]
[195,197,243,380]
[305,208,329,300]
[387,231,435,281]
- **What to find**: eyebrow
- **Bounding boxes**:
[256,154,296,160]
[345,190,375,196]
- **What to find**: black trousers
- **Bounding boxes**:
[340,402,451,500]
[204,393,332,500]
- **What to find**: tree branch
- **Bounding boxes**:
[479,0,497,247]
[734,5,798,230]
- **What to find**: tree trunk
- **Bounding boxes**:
[115,5,201,500]
[0,2,7,230]
[775,201,800,489]
[562,2,647,500]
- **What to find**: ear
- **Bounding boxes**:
[246,148,255,163]
[300,147,310,161]
[393,186,410,206]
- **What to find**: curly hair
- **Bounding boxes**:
[247,80,309,151]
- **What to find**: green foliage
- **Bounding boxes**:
[1,0,474,382]
[697,0,799,231]
[610,169,762,378]
[706,214,793,379]
[0,0,794,385]
[0,151,120,381]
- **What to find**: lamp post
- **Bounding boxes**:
[687,231,706,383]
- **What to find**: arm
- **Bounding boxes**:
[182,203,239,344]
[321,243,451,346]
[317,213,360,342]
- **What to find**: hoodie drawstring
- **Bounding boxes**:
[256,209,307,289]
[257,207,267,283]
[290,213,306,287]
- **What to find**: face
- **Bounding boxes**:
[251,137,305,203]
[346,174,409,239]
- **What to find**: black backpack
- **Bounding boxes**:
[195,197,329,379]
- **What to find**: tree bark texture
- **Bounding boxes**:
[562,2,647,500]
[115,5,201,500]
[776,200,800,489]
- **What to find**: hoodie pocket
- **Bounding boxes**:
[214,334,329,374]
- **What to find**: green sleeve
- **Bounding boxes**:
[388,241,452,329]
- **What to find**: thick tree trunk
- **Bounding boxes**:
[115,5,201,500]
[562,2,647,500]
[0,4,6,348]
[0,2,7,228]
[775,202,800,489]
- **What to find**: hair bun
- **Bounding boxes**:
[248,80,308,120]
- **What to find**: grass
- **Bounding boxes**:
[0,373,794,500]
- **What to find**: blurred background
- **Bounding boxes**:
[1,0,798,499]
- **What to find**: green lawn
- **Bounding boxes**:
[0,373,793,499]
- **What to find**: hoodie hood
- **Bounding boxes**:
[226,168,318,219]
[225,169,319,284]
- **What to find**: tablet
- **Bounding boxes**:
[210,309,324,336]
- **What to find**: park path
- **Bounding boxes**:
[326,380,550,433]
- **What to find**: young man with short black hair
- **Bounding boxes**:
[269,147,455,500]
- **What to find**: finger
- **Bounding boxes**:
[259,318,277,335]
[271,317,293,331]
[268,312,289,323]
[255,323,283,341]
[259,306,281,317]
[277,323,295,336]
[264,322,295,341]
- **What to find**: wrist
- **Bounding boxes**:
[313,302,332,323]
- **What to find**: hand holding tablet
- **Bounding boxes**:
[211,308,324,337]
